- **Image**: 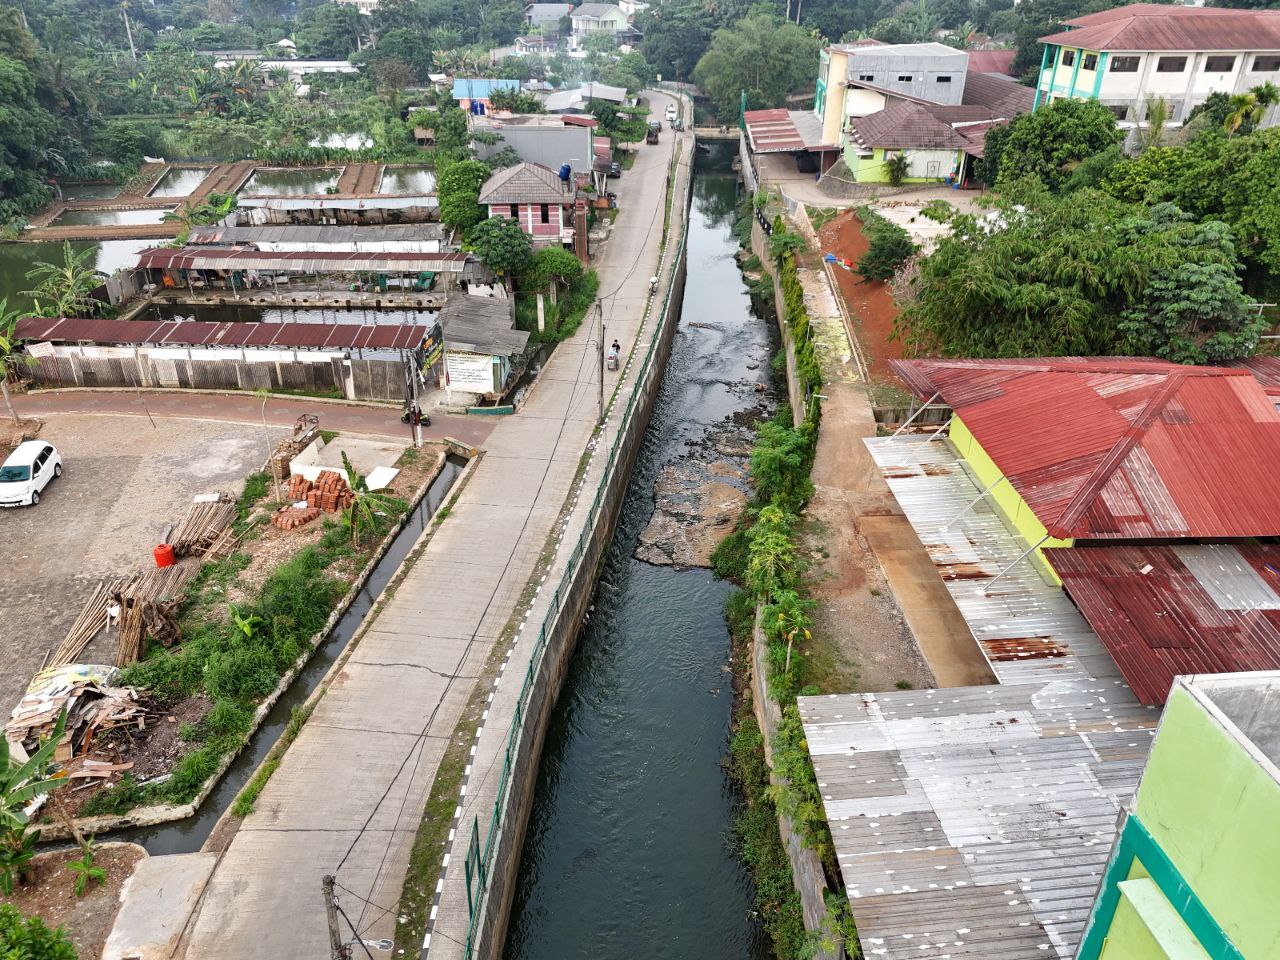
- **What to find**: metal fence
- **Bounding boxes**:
[458,139,693,960]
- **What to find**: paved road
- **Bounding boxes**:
[161,90,687,960]
[14,389,496,448]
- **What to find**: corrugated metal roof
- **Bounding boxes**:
[1040,7,1280,51]
[816,435,1158,959]
[137,247,472,273]
[188,224,446,244]
[892,358,1280,540]
[1047,543,1280,706]
[235,195,438,210]
[743,109,807,153]
[437,295,529,356]
[15,316,428,351]
[965,49,1016,76]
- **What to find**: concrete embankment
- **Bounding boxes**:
[426,126,697,960]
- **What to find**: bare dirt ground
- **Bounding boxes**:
[0,415,286,715]
[1,842,146,959]
[817,208,907,391]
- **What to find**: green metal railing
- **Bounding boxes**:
[458,137,693,959]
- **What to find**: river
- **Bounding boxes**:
[502,142,774,960]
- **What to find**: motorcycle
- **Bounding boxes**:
[401,405,432,428]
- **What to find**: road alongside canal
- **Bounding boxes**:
[502,143,773,960]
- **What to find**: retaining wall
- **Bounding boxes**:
[751,215,805,427]
[457,144,695,960]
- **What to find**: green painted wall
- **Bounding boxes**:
[1133,687,1280,959]
[840,145,962,184]
[1099,878,1212,960]
[949,416,1072,579]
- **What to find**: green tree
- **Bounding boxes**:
[466,215,532,279]
[0,300,34,423]
[361,28,434,81]
[1,710,66,895]
[23,242,101,318]
[521,245,584,295]
[882,152,910,186]
[692,6,820,123]
[436,158,490,233]
[746,504,798,601]
[0,904,76,960]
[857,214,915,281]
[898,189,1260,363]
[340,452,406,548]
[294,3,362,58]
[992,98,1123,192]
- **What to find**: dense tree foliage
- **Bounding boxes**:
[466,216,532,279]
[436,158,491,233]
[693,6,821,122]
[0,904,76,960]
[984,98,1123,192]
[897,188,1263,363]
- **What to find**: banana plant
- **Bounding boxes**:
[340,452,406,548]
[1,710,68,894]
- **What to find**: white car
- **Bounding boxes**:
[665,103,678,123]
[0,441,62,507]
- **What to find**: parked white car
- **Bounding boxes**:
[0,441,62,507]
[665,103,678,123]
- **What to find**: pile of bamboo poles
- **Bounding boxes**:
[49,579,129,667]
[170,494,237,557]
[115,565,192,667]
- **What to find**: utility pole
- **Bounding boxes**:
[410,355,422,448]
[596,302,604,425]
[321,876,350,960]
[121,2,138,63]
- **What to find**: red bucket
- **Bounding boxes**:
[153,543,176,568]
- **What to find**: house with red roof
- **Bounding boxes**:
[1033,2,1280,125]
[891,356,1280,705]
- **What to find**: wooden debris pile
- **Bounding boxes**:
[170,493,237,558]
[49,579,127,667]
[5,665,145,764]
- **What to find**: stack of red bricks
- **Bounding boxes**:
[288,470,355,514]
[271,505,321,530]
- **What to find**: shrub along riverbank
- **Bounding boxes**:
[715,218,858,959]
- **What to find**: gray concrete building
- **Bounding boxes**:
[838,42,970,105]
[472,115,596,175]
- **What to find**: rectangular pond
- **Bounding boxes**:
[60,183,123,201]
[149,167,214,198]
[50,207,175,227]
[241,167,342,196]
[0,239,153,312]
[379,167,436,194]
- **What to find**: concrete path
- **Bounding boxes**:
[13,389,495,447]
[153,90,687,960]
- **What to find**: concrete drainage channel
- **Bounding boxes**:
[110,454,468,856]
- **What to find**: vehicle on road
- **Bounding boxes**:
[665,104,678,123]
[608,161,621,178]
[646,121,660,144]
[0,441,62,507]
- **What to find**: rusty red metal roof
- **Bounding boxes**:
[15,316,429,351]
[1047,543,1280,705]
[137,247,471,273]
[1040,6,1280,51]
[964,49,1016,76]
[743,109,807,153]
[893,358,1280,540]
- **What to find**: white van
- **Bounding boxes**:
[665,103,678,123]
[0,441,62,507]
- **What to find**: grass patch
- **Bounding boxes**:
[319,429,339,444]
[514,269,600,345]
[806,206,838,232]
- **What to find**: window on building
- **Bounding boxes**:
[936,75,952,83]
[858,74,875,82]
[1062,49,1076,67]
[1110,56,1140,72]
[1108,104,1129,120]
[1253,55,1280,71]
[897,74,913,82]
[1082,53,1098,70]
[1156,56,1187,72]
[1204,55,1236,72]
[540,203,550,224]
[509,204,518,218]
[856,150,875,160]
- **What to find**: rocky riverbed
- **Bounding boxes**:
[634,403,768,568]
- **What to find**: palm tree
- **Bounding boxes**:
[22,243,101,319]
[0,302,35,424]
[1134,96,1169,154]
[1225,82,1280,134]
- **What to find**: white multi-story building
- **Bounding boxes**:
[1034,3,1280,124]
[333,0,380,14]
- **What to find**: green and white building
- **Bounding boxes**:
[1079,671,1280,960]
[1034,3,1280,124]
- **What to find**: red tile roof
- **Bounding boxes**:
[964,49,1017,76]
[1039,6,1280,51]
[1047,543,1280,705]
[959,71,1035,115]
[848,102,970,150]
[892,358,1280,540]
